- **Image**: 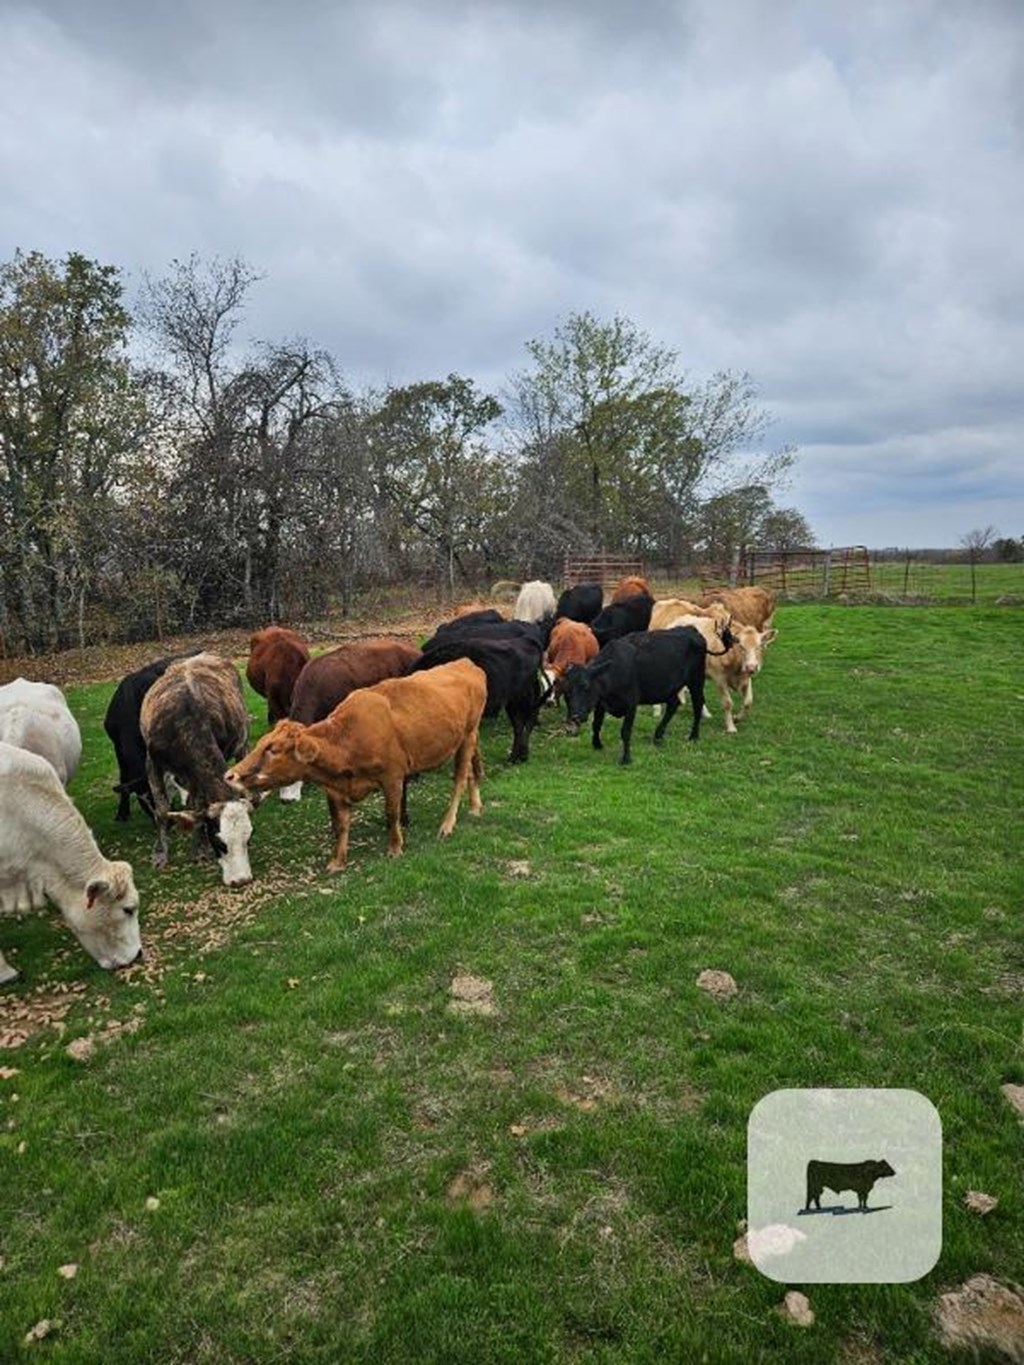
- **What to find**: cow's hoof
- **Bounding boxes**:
[437,824,454,840]
[386,846,403,859]
[114,812,130,824]
[151,852,168,869]
[325,860,348,874]
[653,734,665,747]
[619,755,632,766]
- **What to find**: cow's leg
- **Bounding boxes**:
[715,676,737,734]
[468,738,484,816]
[0,948,18,985]
[439,737,475,838]
[506,702,526,764]
[326,793,352,872]
[114,784,131,822]
[400,777,410,828]
[592,702,606,750]
[619,706,637,765]
[146,755,172,868]
[740,675,754,717]
[688,670,707,741]
[653,696,680,745]
[382,778,405,858]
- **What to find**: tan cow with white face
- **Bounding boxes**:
[659,612,776,733]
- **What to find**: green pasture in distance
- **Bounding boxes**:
[1,603,1022,1363]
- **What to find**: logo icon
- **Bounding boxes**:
[747,1089,941,1283]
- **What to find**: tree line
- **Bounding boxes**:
[0,249,812,653]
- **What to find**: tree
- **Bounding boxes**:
[506,313,794,566]
[959,525,996,603]
[368,375,503,594]
[141,256,346,622]
[0,250,147,649]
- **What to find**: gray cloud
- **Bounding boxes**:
[2,0,1023,546]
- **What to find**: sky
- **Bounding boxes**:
[1,0,1022,549]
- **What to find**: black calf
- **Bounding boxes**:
[563,627,708,765]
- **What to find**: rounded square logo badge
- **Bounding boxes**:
[747,1088,942,1283]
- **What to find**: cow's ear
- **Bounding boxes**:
[761,628,777,646]
[295,734,321,765]
[206,801,225,819]
[85,878,109,909]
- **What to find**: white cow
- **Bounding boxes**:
[0,742,141,983]
[0,678,82,786]
[513,580,557,623]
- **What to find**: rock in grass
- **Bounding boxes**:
[448,976,497,1016]
[778,1291,815,1327]
[1001,1084,1024,1119]
[964,1190,999,1215]
[697,969,737,1002]
[732,1232,752,1263]
[25,1319,54,1344]
[935,1275,1024,1358]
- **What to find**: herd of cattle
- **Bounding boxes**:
[0,578,776,985]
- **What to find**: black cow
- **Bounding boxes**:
[412,635,543,763]
[805,1159,896,1212]
[432,609,506,636]
[590,592,654,648]
[555,582,603,625]
[103,650,203,821]
[423,617,555,654]
[563,627,712,765]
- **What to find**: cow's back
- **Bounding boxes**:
[0,679,81,785]
[366,661,488,768]
[700,586,775,628]
[142,653,247,756]
[290,639,422,724]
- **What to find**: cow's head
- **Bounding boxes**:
[226,720,321,796]
[168,799,255,887]
[873,1159,896,1179]
[66,860,143,970]
[731,625,776,677]
[563,659,609,733]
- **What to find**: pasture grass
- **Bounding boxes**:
[1,604,1022,1362]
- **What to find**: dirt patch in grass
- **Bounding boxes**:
[934,1275,1024,1358]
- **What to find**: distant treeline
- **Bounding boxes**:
[0,250,812,653]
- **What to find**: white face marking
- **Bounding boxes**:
[278,781,303,803]
[735,628,766,676]
[215,801,254,886]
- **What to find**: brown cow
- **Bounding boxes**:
[611,575,651,604]
[543,618,599,702]
[227,659,487,872]
[289,638,422,725]
[698,585,776,629]
[246,627,310,725]
[140,653,256,884]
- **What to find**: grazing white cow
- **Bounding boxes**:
[513,580,557,624]
[0,742,141,983]
[0,678,82,786]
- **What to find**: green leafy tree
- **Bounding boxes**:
[369,375,503,594]
[0,250,146,649]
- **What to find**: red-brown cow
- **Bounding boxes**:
[611,575,651,604]
[543,618,599,704]
[289,639,423,724]
[227,659,487,871]
[246,627,310,725]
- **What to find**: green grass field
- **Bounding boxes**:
[2,604,1022,1362]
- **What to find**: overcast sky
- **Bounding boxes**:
[2,0,1022,547]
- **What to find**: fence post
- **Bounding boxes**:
[822,550,831,598]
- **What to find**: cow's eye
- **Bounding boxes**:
[123,905,138,917]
